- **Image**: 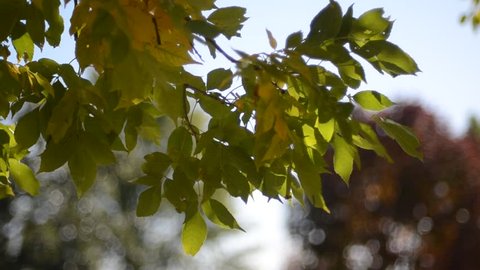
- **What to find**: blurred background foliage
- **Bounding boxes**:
[288,104,480,270]
[0,118,252,270]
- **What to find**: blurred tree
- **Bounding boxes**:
[0,138,252,270]
[289,105,480,270]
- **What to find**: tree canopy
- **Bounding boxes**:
[0,0,422,254]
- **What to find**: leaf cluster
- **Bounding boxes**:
[0,0,421,254]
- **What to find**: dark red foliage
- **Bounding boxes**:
[289,105,480,270]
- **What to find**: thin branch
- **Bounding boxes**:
[205,38,239,64]
[182,84,199,142]
[185,83,235,107]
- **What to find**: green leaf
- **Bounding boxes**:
[306,0,342,43]
[9,158,40,196]
[353,122,392,162]
[355,40,420,76]
[333,135,356,183]
[202,199,244,231]
[13,32,34,62]
[206,68,233,91]
[39,137,74,172]
[168,126,193,162]
[0,0,23,41]
[82,132,116,165]
[154,83,185,121]
[353,90,394,110]
[222,164,250,202]
[208,7,247,39]
[68,147,97,197]
[26,4,46,47]
[136,184,162,217]
[0,182,14,199]
[285,31,303,48]
[351,8,392,45]
[46,90,77,143]
[316,118,335,142]
[292,150,329,212]
[182,209,207,255]
[142,152,171,177]
[39,0,64,46]
[376,118,423,159]
[14,108,40,150]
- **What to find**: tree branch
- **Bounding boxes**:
[206,38,239,64]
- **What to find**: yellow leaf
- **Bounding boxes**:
[266,29,277,49]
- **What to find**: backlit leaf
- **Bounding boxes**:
[353,90,394,110]
[376,118,423,159]
[9,158,40,196]
[13,32,34,62]
[182,209,207,255]
[316,118,335,142]
[208,6,247,39]
[202,199,244,231]
[333,135,356,183]
[292,150,329,212]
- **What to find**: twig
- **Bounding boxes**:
[185,83,234,107]
[182,84,199,142]
[205,38,239,64]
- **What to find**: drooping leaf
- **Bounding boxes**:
[68,147,97,197]
[12,32,34,62]
[39,137,74,172]
[182,209,207,255]
[202,199,244,231]
[353,90,394,110]
[14,108,40,150]
[355,40,420,76]
[26,4,45,47]
[333,135,356,183]
[46,90,78,143]
[353,122,392,162]
[0,182,14,199]
[9,158,40,196]
[168,126,193,162]
[376,118,423,159]
[0,0,24,41]
[136,184,162,217]
[292,149,329,212]
[316,118,335,142]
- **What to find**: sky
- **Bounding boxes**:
[33,1,480,269]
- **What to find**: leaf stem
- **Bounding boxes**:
[182,84,199,143]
